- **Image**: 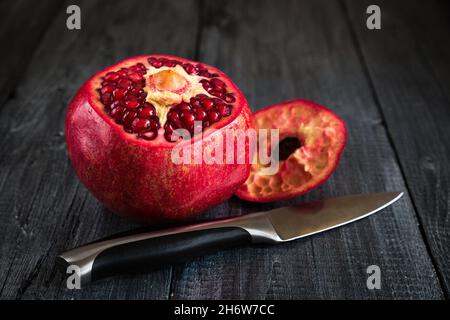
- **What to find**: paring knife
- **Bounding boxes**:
[58,192,403,285]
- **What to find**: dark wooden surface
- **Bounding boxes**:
[0,0,448,299]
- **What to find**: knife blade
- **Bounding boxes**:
[57,192,403,285]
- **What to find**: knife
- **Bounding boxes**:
[57,192,403,285]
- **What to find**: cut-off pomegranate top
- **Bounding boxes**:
[94,55,241,143]
[235,99,347,202]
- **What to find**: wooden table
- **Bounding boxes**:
[0,0,448,300]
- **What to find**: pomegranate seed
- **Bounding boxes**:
[164,60,178,67]
[101,85,115,94]
[211,85,225,93]
[183,63,197,74]
[149,58,163,68]
[109,101,123,111]
[128,73,142,82]
[101,80,115,87]
[170,120,182,129]
[113,88,126,100]
[201,81,212,92]
[141,130,157,140]
[190,98,201,108]
[207,110,221,123]
[139,106,156,118]
[164,122,175,132]
[142,102,154,109]
[194,109,207,121]
[224,93,236,103]
[118,70,128,77]
[101,92,112,105]
[199,71,211,77]
[217,104,231,116]
[129,65,140,73]
[105,72,120,81]
[164,123,178,142]
[128,87,142,97]
[178,102,191,111]
[123,111,138,128]
[197,94,208,100]
[196,64,206,70]
[164,131,175,142]
[111,106,126,123]
[202,99,215,110]
[125,99,140,109]
[167,112,181,128]
[180,110,195,127]
[149,117,160,130]
[131,64,147,74]
[210,78,225,89]
[118,78,132,89]
[132,118,151,132]
[210,73,220,78]
[166,62,175,67]
[168,109,180,122]
[211,98,223,104]
[124,94,136,102]
[167,127,186,141]
[133,80,145,90]
[210,90,225,99]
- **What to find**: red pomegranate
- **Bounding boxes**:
[66,55,253,223]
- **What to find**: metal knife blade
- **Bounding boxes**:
[266,191,404,241]
[58,192,403,284]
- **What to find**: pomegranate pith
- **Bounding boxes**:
[66,55,253,222]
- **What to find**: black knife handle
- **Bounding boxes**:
[90,227,251,282]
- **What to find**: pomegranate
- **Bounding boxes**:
[66,55,253,222]
[235,99,347,202]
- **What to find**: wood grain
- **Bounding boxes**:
[0,0,62,108]
[168,0,444,299]
[344,0,450,296]
[0,0,447,300]
[0,0,200,299]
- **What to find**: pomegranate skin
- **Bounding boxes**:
[66,55,254,223]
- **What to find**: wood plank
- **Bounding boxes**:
[0,0,62,108]
[168,0,444,299]
[0,0,200,299]
[344,0,450,295]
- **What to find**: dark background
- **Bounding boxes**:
[0,0,449,299]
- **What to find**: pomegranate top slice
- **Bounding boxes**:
[85,55,245,146]
[235,99,347,202]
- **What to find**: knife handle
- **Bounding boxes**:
[58,227,252,284]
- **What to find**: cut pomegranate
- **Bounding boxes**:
[235,99,347,202]
[66,55,253,222]
[94,56,238,142]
